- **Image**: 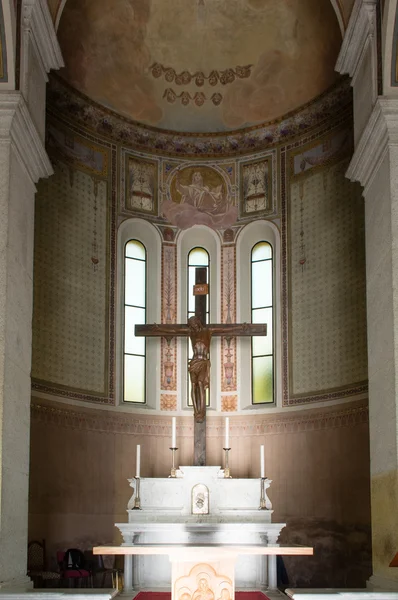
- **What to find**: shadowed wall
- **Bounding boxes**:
[29,398,371,586]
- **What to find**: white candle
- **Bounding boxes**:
[260,444,265,478]
[172,417,176,448]
[136,444,141,478]
[225,417,229,448]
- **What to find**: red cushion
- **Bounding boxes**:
[62,569,90,578]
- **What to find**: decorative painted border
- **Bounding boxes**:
[47,121,108,177]
[288,127,353,180]
[46,75,352,159]
[221,246,237,394]
[30,398,368,435]
[120,149,159,216]
[239,153,276,219]
[160,243,178,394]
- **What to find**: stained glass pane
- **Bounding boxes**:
[124,306,145,355]
[252,260,272,309]
[125,258,146,307]
[124,355,145,403]
[252,242,272,262]
[252,307,273,356]
[189,247,209,267]
[125,240,145,260]
[252,355,273,404]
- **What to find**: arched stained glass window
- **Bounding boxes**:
[187,247,210,407]
[251,241,274,404]
[124,240,146,403]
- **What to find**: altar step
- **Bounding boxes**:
[134,592,271,600]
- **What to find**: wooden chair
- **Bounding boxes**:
[57,549,93,588]
[27,540,60,588]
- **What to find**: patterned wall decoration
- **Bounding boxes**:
[291,129,351,176]
[36,92,368,408]
[285,129,368,402]
[221,396,238,412]
[120,149,159,216]
[0,1,7,82]
[31,397,368,436]
[32,165,109,395]
[221,246,237,394]
[160,394,177,411]
[161,244,178,394]
[32,120,115,403]
[47,75,352,159]
[47,124,108,176]
[239,153,277,219]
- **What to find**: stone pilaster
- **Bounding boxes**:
[0,0,62,586]
[347,98,398,589]
[0,92,52,586]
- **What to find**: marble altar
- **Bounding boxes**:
[115,466,286,592]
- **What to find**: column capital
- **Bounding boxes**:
[347,97,398,192]
[0,91,52,182]
[22,0,63,76]
[336,0,377,79]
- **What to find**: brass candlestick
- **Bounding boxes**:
[223,447,232,478]
[169,447,178,478]
[133,476,141,509]
[259,477,267,509]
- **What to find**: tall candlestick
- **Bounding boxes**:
[172,417,176,448]
[225,417,229,448]
[136,444,141,478]
[260,444,265,478]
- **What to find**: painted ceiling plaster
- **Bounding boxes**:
[55,0,343,133]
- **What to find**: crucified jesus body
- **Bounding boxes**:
[188,316,211,423]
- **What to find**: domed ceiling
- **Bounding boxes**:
[57,0,342,133]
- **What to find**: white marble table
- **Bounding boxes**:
[94,544,313,600]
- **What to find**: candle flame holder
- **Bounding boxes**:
[133,476,141,509]
[169,447,178,478]
[223,447,232,478]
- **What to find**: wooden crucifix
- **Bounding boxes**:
[135,266,267,466]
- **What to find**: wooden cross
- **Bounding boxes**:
[135,267,267,466]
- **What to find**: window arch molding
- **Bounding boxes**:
[236,220,282,409]
[116,218,162,409]
[177,226,221,412]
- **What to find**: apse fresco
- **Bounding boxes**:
[57,0,342,132]
[163,165,237,230]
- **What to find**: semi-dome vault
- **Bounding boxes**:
[47,0,346,133]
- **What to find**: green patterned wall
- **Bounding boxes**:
[32,162,109,395]
[289,160,367,397]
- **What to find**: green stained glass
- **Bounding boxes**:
[252,242,272,262]
[124,355,145,403]
[252,355,273,404]
[126,240,145,260]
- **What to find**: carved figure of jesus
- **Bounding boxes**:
[188,316,212,423]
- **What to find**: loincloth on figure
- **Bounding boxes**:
[188,357,210,387]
